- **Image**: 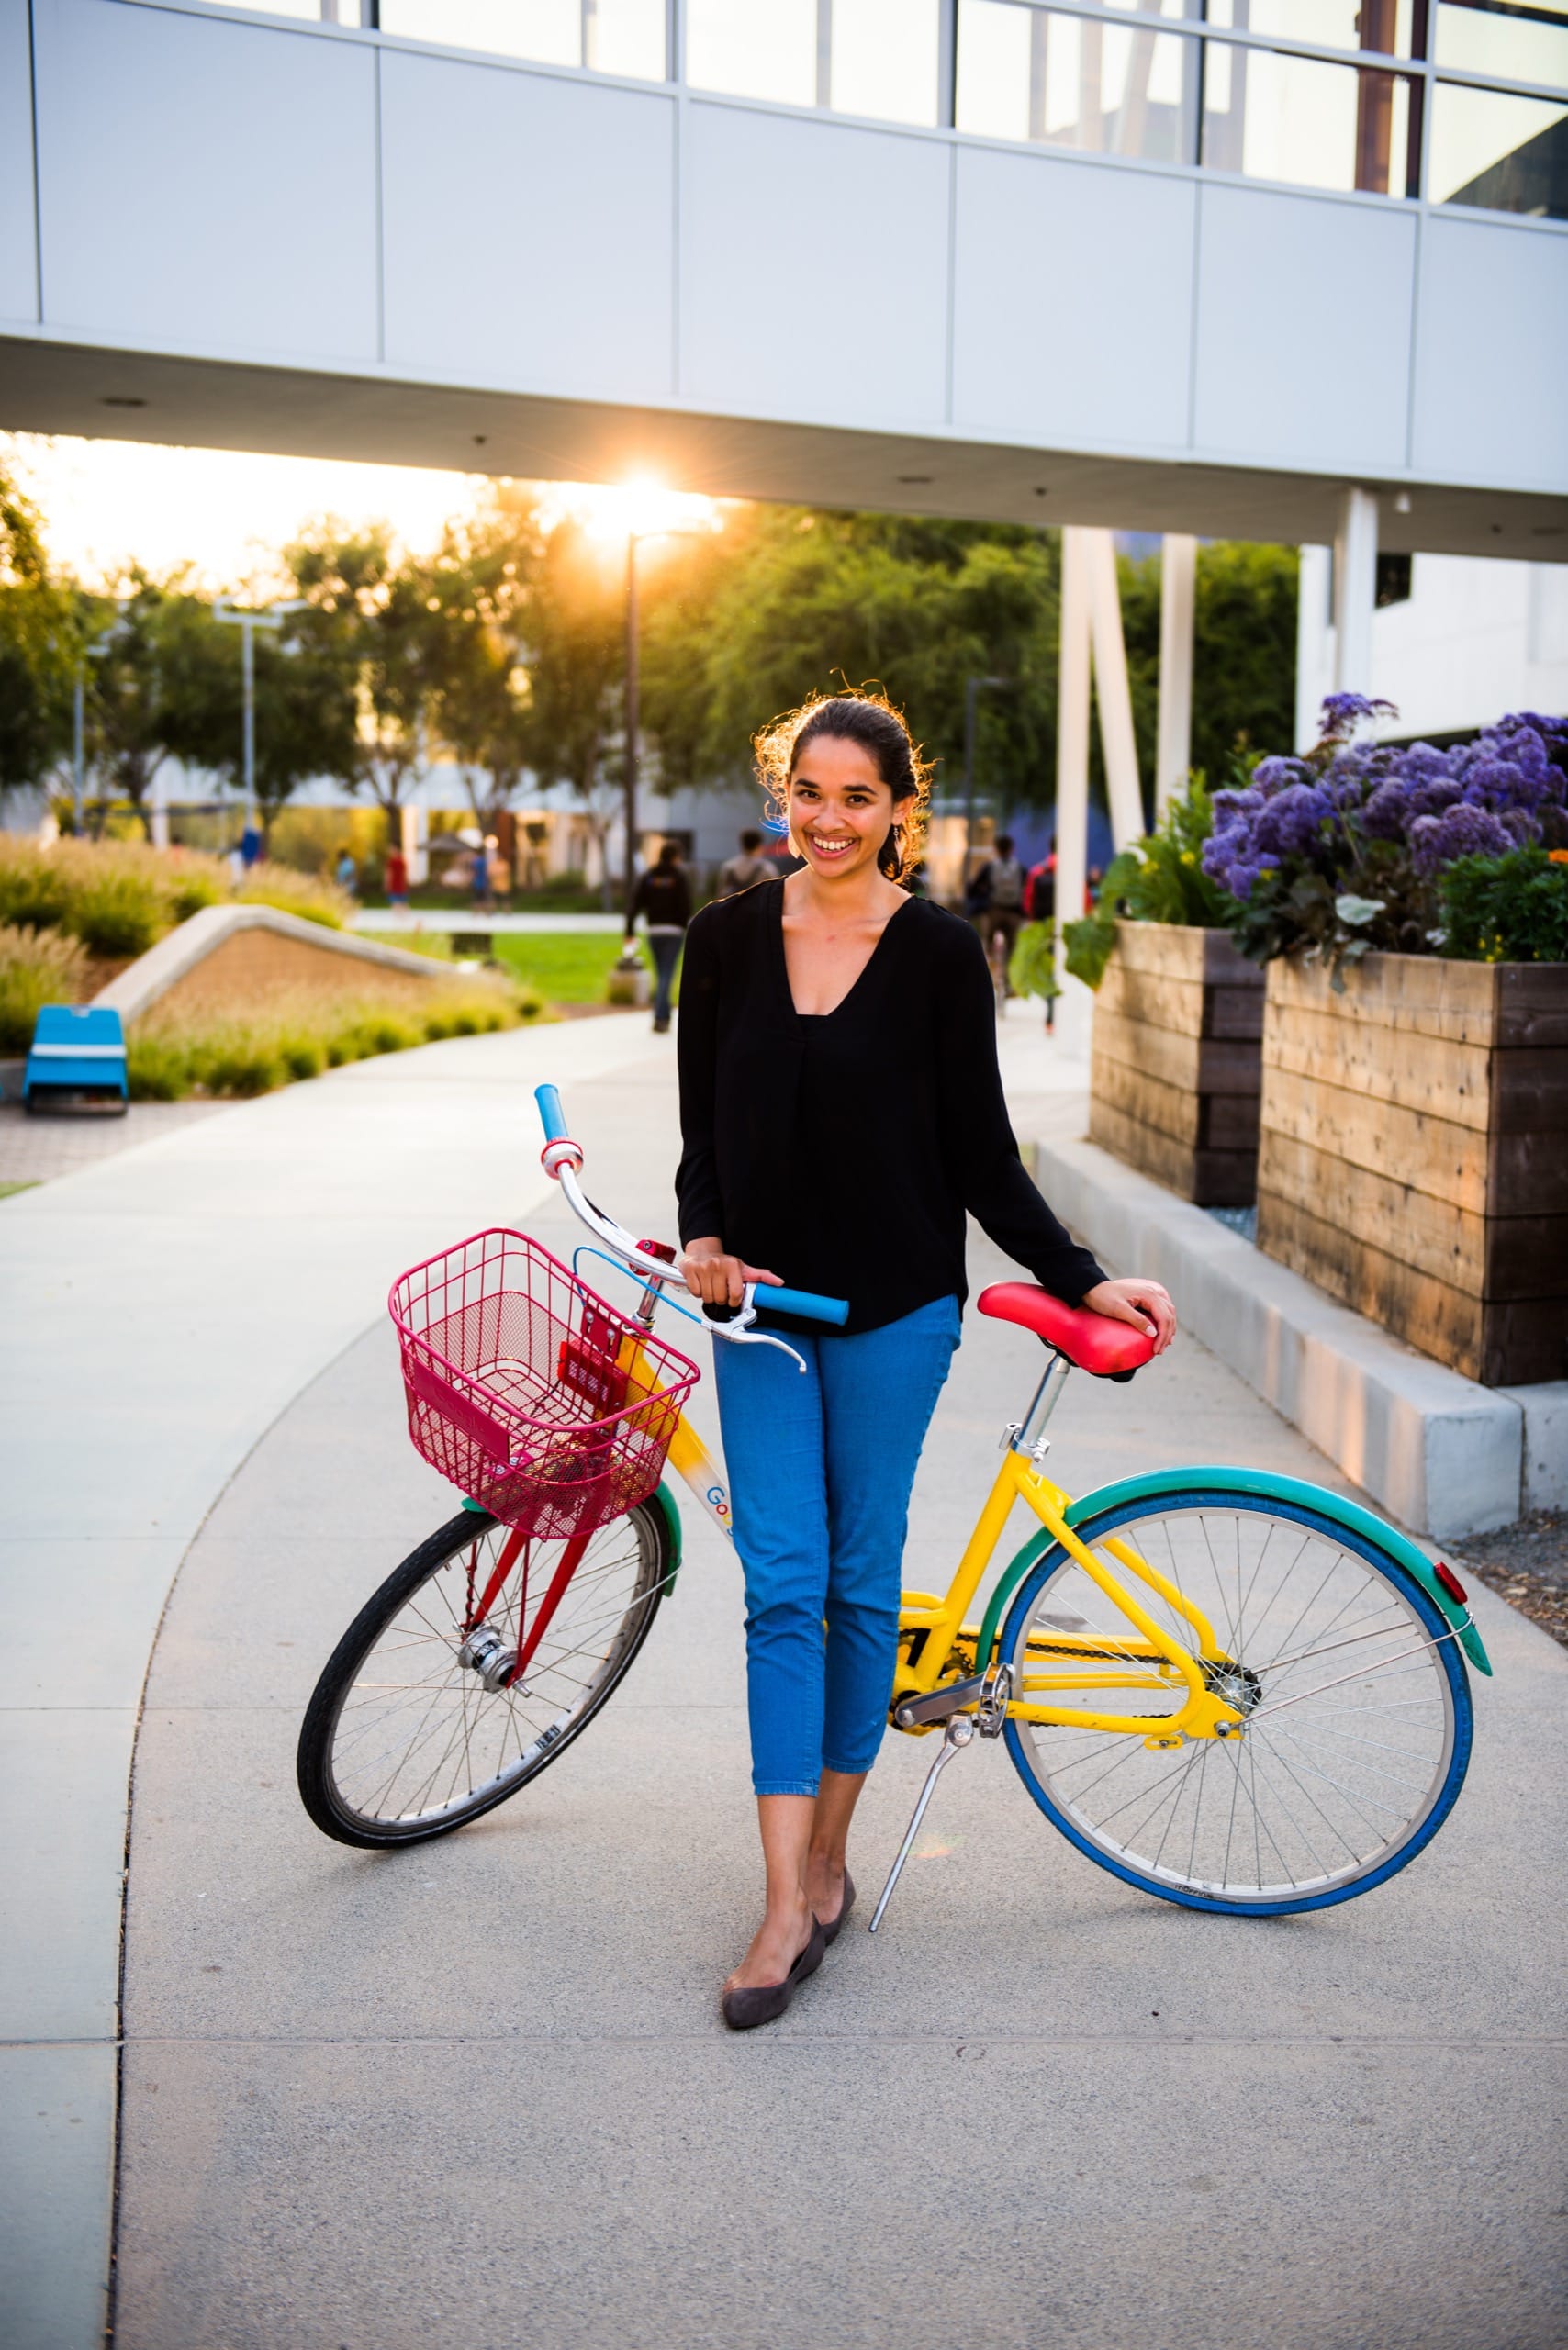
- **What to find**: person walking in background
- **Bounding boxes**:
[335,847,358,898]
[717,829,774,899]
[974,833,1025,1002]
[626,839,692,1035]
[385,844,409,911]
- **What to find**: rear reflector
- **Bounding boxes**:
[1434,1561,1468,1605]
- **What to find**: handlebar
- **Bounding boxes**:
[532,1083,850,1330]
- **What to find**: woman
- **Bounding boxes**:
[676,692,1174,2030]
[625,839,692,1034]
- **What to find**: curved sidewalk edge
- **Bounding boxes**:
[1022,1091,1563,1545]
[94,901,465,1023]
[0,1014,666,2350]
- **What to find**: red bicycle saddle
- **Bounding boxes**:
[977,1283,1157,1379]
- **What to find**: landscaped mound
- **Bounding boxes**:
[0,835,546,1091]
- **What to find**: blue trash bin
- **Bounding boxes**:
[22,1005,129,1113]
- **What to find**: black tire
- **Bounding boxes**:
[297,1499,674,1848]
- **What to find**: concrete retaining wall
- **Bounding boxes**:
[93,904,456,1023]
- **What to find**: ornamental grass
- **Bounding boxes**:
[125,976,545,1100]
[0,834,351,961]
[0,923,93,1053]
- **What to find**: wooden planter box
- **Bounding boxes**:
[1257,953,1568,1388]
[1089,921,1264,1208]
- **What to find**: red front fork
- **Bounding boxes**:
[465,1525,593,1688]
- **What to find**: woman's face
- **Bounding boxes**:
[788,734,913,885]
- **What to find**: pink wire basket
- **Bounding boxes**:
[389,1229,699,1540]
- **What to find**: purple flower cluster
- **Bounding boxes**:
[1204,703,1568,903]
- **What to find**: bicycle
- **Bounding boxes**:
[297,1082,1491,1925]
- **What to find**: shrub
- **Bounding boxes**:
[125,976,543,1099]
[1061,776,1228,990]
[234,861,351,929]
[64,864,166,958]
[0,835,72,933]
[1204,699,1568,976]
[1439,845,1568,965]
[1009,921,1060,1004]
[0,923,91,1053]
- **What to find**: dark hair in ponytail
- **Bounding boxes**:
[753,688,932,882]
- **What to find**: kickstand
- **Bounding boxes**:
[868,1715,976,1935]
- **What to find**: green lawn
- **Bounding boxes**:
[489,934,630,1004]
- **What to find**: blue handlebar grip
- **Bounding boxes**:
[758,1283,850,1327]
[535,1083,568,1142]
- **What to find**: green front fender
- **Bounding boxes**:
[975,1465,1492,1679]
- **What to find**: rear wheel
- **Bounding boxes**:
[1001,1489,1472,1916]
[297,1498,674,1848]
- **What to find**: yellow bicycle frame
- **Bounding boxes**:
[620,1326,1245,1750]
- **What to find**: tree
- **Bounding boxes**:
[416,495,539,839]
[77,568,223,838]
[1120,542,1299,794]
[0,460,76,796]
[155,588,360,844]
[287,522,437,845]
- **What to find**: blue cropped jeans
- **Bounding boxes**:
[711,1293,961,1796]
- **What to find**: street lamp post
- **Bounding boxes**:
[963,673,1011,871]
[213,595,305,829]
[622,529,704,915]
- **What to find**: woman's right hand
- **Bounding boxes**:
[680,1236,782,1311]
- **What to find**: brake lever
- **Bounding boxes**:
[702,1283,808,1374]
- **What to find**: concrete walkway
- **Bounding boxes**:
[4,1013,1564,2348]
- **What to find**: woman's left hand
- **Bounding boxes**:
[1081,1276,1176,1355]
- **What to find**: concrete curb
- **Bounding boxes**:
[1025,1095,1528,1542]
[94,902,460,1022]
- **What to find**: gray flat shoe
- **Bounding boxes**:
[819,1869,856,1947]
[720,1918,826,2032]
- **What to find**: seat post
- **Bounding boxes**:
[1014,1350,1070,1454]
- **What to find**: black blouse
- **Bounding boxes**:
[675,880,1105,1336]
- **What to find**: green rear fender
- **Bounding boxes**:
[975,1465,1491,1679]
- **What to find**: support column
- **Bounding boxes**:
[1156,532,1196,816]
[1054,528,1092,1055]
[1332,487,1379,694]
[1085,529,1144,852]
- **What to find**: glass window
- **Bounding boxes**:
[1434,0,1568,89]
[1205,0,1414,56]
[1202,40,1413,192]
[686,0,818,106]
[1429,77,1568,213]
[957,0,1198,162]
[379,0,581,66]
[587,0,666,80]
[190,0,328,17]
[831,0,941,125]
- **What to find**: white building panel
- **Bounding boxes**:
[1412,218,1568,497]
[1193,183,1414,473]
[31,0,378,362]
[380,51,677,400]
[952,147,1194,453]
[679,101,949,431]
[0,0,39,326]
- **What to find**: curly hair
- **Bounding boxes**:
[752,688,934,882]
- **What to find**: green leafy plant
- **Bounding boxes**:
[0,923,90,1052]
[1439,845,1568,964]
[1008,920,1060,1003]
[1061,777,1226,990]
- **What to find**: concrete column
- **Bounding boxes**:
[1332,486,1379,694]
[1055,527,1093,1055]
[1156,532,1196,816]
[1296,544,1333,751]
[1085,529,1145,851]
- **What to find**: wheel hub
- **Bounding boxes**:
[457,1625,525,1695]
[1201,1656,1263,1715]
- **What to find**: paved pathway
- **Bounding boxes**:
[4,1012,1563,2348]
[0,1097,231,1188]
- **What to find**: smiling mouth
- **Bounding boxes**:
[805,836,856,859]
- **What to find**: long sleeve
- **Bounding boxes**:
[935,923,1106,1304]
[674,906,724,1245]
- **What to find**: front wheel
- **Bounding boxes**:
[1001,1488,1473,1916]
[297,1496,675,1848]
